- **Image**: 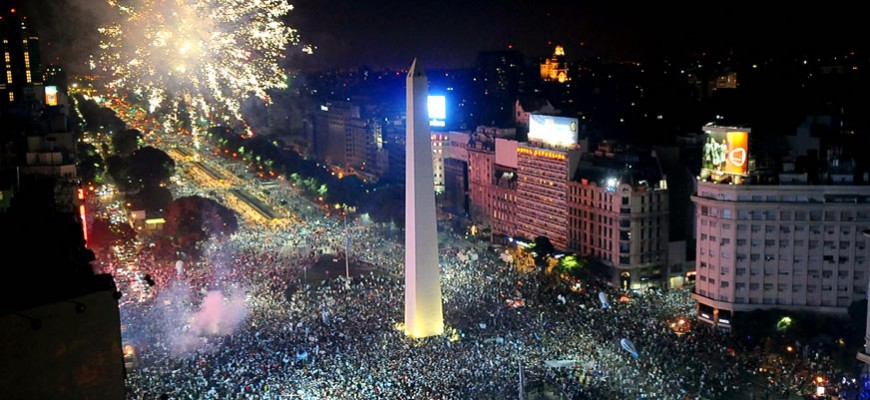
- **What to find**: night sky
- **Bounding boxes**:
[14,0,869,73]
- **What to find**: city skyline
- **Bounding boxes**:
[14,0,870,73]
[5,1,870,398]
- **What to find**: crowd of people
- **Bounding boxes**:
[90,134,866,400]
[106,210,741,400]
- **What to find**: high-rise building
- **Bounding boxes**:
[442,131,471,216]
[1,8,42,110]
[515,115,584,249]
[431,132,448,193]
[42,64,67,90]
[0,177,123,399]
[692,123,870,329]
[22,131,77,178]
[693,181,870,329]
[404,59,443,338]
[313,101,369,169]
[567,142,669,289]
[515,144,579,249]
[467,127,519,237]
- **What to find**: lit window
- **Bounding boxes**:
[9,92,13,102]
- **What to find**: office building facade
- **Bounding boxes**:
[692,182,870,329]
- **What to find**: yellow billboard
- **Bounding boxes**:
[701,125,750,183]
[45,85,58,106]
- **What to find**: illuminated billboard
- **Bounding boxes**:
[528,114,578,147]
[701,125,750,183]
[45,85,58,106]
[428,95,446,128]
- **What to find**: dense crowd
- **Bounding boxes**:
[107,207,736,400]
[91,138,862,400]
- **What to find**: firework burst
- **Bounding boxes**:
[96,0,302,128]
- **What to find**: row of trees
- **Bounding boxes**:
[155,196,239,259]
[74,97,241,264]
[205,127,405,225]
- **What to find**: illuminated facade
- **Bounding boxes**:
[515,143,582,249]
[567,150,669,289]
[714,72,738,90]
[404,59,444,338]
[692,181,870,329]
[467,135,518,237]
[540,45,569,83]
[431,133,448,193]
[468,138,495,224]
[0,8,42,108]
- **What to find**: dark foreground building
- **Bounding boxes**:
[0,177,124,400]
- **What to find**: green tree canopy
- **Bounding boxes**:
[162,196,238,256]
[112,128,142,157]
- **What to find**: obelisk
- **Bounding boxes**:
[404,59,444,338]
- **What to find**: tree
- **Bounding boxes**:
[135,185,173,213]
[105,155,132,192]
[127,146,175,188]
[112,128,142,156]
[77,142,104,184]
[532,236,556,265]
[162,196,238,257]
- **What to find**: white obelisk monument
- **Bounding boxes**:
[404,59,444,338]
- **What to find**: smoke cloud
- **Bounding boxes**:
[189,290,248,336]
[152,281,249,356]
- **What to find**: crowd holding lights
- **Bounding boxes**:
[95,0,304,131]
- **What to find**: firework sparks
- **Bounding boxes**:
[97,0,302,128]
